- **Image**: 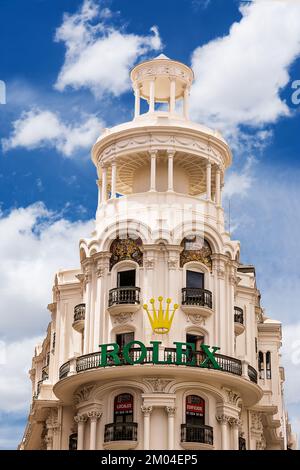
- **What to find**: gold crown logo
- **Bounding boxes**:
[143,296,178,334]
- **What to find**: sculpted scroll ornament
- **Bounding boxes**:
[74,384,95,405]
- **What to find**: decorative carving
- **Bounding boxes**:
[180,236,212,269]
[141,405,153,416]
[223,388,240,405]
[256,436,266,450]
[74,414,87,423]
[168,258,178,270]
[73,385,95,405]
[109,237,143,270]
[250,412,263,433]
[228,417,240,427]
[96,267,105,277]
[87,411,102,421]
[143,377,173,392]
[165,406,176,417]
[112,312,134,324]
[144,258,155,269]
[216,414,231,425]
[184,313,206,325]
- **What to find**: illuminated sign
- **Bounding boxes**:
[98,341,220,369]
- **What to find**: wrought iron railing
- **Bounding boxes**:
[181,288,212,309]
[74,347,244,377]
[248,365,258,383]
[104,422,138,442]
[74,303,86,322]
[181,424,213,445]
[59,361,70,379]
[234,306,244,325]
[108,287,141,307]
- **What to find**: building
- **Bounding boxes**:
[20,55,297,451]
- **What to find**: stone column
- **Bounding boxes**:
[169,77,176,113]
[101,165,107,203]
[183,86,190,120]
[111,161,117,199]
[96,179,102,211]
[215,167,221,206]
[141,405,152,450]
[88,411,102,450]
[167,151,174,192]
[134,85,140,117]
[150,151,157,191]
[216,415,229,450]
[166,407,176,450]
[74,414,87,450]
[149,79,155,113]
[230,418,240,450]
[206,161,211,200]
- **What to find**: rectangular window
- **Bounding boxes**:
[117,269,136,287]
[186,270,204,289]
[116,332,134,349]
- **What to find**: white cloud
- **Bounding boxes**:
[0,203,94,341]
[224,156,256,198]
[282,323,300,405]
[0,204,93,447]
[54,0,162,97]
[2,109,103,157]
[190,0,300,130]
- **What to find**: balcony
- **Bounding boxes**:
[103,422,138,450]
[107,287,141,316]
[234,306,245,336]
[181,424,213,450]
[181,288,213,319]
[72,303,85,332]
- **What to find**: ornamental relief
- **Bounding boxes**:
[109,237,143,270]
[180,237,212,270]
[97,132,226,168]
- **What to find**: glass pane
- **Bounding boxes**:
[186,271,204,289]
[117,270,136,287]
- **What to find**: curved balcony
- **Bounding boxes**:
[103,422,138,450]
[107,287,141,316]
[181,424,213,450]
[56,348,260,407]
[248,365,258,384]
[234,306,245,336]
[72,304,85,332]
[181,287,213,319]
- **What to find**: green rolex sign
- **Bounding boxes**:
[98,341,220,369]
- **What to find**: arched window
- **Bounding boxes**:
[266,351,271,379]
[180,235,212,269]
[185,395,205,426]
[258,351,264,380]
[114,393,134,424]
[68,433,77,450]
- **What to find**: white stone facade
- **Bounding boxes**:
[20,55,297,451]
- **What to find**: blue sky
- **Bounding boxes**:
[1,0,300,449]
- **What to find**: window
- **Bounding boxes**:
[117,269,136,287]
[186,333,204,351]
[266,351,271,379]
[185,395,205,426]
[258,351,264,380]
[68,433,77,450]
[186,334,204,365]
[116,332,134,350]
[114,393,133,424]
[186,270,204,289]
